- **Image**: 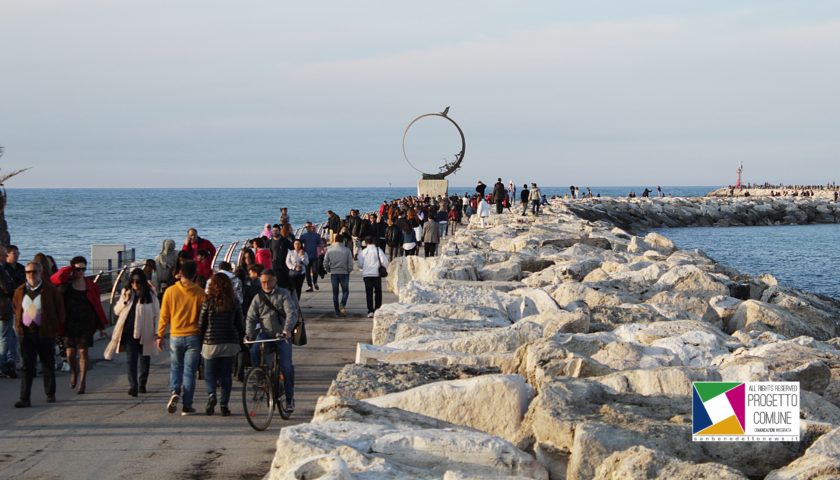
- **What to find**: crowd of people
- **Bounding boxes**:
[1,179,550,415]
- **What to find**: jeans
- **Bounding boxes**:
[251,337,294,400]
[169,335,201,408]
[385,245,400,261]
[363,276,383,314]
[305,256,319,287]
[521,201,528,215]
[204,355,233,407]
[351,237,361,258]
[0,318,18,373]
[125,338,150,391]
[330,274,350,314]
[423,242,437,257]
[531,200,540,215]
[447,220,457,236]
[20,329,55,401]
[439,220,448,236]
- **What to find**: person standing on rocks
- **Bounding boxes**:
[529,183,542,215]
[520,184,530,216]
[385,219,403,260]
[323,233,354,317]
[156,260,205,415]
[477,197,491,227]
[475,181,487,199]
[357,236,389,318]
[492,178,506,214]
[12,262,63,408]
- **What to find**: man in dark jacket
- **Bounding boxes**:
[492,178,506,214]
[520,184,530,216]
[269,224,291,289]
[13,262,64,407]
[326,210,341,244]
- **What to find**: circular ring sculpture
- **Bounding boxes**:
[402,107,465,180]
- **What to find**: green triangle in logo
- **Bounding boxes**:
[694,382,742,402]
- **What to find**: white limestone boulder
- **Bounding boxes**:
[364,374,535,443]
[594,366,721,397]
[766,426,840,480]
[728,299,831,339]
[372,302,510,345]
[593,446,748,480]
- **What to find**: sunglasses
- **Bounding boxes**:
[74,267,86,272]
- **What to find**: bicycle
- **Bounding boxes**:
[242,337,292,431]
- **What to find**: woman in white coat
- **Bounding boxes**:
[105,268,159,396]
[477,197,492,227]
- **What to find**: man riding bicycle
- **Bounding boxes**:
[245,269,299,412]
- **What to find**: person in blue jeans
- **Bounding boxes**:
[156,260,205,415]
[245,269,299,412]
[199,272,244,416]
[323,233,353,317]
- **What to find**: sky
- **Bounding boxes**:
[1,1,839,188]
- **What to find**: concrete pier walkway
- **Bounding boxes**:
[0,272,395,480]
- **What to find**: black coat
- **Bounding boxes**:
[199,301,245,346]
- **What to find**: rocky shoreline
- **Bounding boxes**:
[267,198,840,479]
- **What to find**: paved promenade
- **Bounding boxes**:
[0,272,394,479]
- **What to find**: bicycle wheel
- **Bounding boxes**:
[243,367,274,431]
[276,372,292,420]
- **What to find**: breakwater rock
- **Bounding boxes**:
[564,196,840,232]
[266,201,840,480]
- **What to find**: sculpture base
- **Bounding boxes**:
[417,179,448,198]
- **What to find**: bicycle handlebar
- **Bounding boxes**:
[243,338,286,344]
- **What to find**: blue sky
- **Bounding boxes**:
[1,1,838,187]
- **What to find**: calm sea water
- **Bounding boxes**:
[9,185,837,299]
[658,224,840,299]
[5,186,716,267]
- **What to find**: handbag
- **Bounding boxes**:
[257,291,307,346]
[376,248,388,278]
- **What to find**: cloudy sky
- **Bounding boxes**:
[1,1,838,188]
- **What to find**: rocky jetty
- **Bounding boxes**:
[707,187,837,200]
[565,196,840,232]
[266,199,840,479]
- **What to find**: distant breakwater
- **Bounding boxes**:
[564,197,840,233]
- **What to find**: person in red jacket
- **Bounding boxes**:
[182,228,216,278]
[50,256,107,394]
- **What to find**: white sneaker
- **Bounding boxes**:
[367,312,374,318]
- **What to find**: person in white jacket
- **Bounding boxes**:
[477,198,492,227]
[357,236,389,318]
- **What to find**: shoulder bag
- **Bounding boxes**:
[376,248,388,278]
[258,291,307,346]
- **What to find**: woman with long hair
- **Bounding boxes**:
[199,272,244,416]
[106,268,159,396]
[50,256,107,394]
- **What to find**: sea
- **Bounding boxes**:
[5,186,838,299]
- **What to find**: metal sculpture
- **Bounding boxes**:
[402,107,465,180]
